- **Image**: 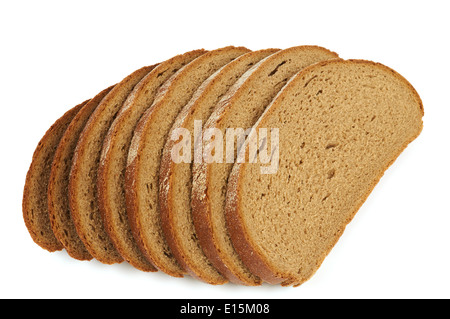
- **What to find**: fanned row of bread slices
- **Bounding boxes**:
[23,45,423,286]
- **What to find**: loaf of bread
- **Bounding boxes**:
[22,46,423,287]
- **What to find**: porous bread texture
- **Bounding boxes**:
[69,65,156,264]
[126,46,250,278]
[98,49,205,272]
[159,49,277,284]
[23,100,86,252]
[225,59,424,286]
[48,86,114,261]
[191,45,340,285]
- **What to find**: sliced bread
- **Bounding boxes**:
[69,65,156,264]
[126,46,250,277]
[98,49,206,272]
[159,48,278,284]
[225,59,424,286]
[191,46,340,285]
[48,85,114,261]
[23,99,87,252]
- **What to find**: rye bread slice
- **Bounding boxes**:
[126,46,250,277]
[97,49,206,272]
[70,65,156,264]
[23,99,86,252]
[191,46,339,285]
[225,59,424,286]
[159,49,278,284]
[48,85,114,261]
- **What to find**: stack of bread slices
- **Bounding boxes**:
[22,45,423,286]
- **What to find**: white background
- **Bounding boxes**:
[1,0,449,299]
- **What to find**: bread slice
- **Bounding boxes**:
[98,49,206,272]
[191,46,340,285]
[126,46,250,278]
[225,59,424,286]
[159,48,278,284]
[23,99,86,252]
[48,85,114,261]
[69,65,156,264]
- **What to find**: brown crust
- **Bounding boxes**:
[97,50,205,272]
[125,63,192,277]
[190,55,278,285]
[158,68,235,283]
[23,100,85,252]
[225,159,284,284]
[158,49,281,285]
[69,65,154,264]
[190,59,267,285]
[224,59,424,285]
[191,46,340,285]
[125,46,250,278]
[48,86,114,261]
[98,114,157,271]
[123,123,159,270]
[182,50,276,285]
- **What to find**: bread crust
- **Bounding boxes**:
[159,49,279,284]
[125,47,250,278]
[48,86,114,261]
[23,101,85,252]
[190,59,269,285]
[158,66,236,283]
[224,59,424,285]
[97,50,205,272]
[191,46,340,285]
[125,67,188,277]
[69,65,154,264]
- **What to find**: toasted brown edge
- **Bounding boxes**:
[190,46,340,286]
[69,65,155,264]
[97,50,206,272]
[224,59,424,285]
[48,86,114,261]
[125,46,250,278]
[158,48,269,284]
[124,82,187,276]
[125,63,195,277]
[190,57,275,286]
[23,100,86,252]
[160,49,280,285]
